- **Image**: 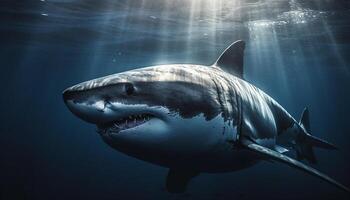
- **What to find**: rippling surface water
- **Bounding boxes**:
[1,0,349,199]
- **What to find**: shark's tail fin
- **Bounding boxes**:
[295,108,337,164]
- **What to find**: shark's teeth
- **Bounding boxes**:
[97,113,154,134]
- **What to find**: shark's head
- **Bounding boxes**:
[63,65,234,168]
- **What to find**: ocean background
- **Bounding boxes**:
[1,0,349,199]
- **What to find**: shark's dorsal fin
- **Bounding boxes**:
[213,40,245,78]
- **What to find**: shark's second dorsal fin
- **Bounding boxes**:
[213,40,245,78]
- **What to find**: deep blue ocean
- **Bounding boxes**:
[1,0,349,199]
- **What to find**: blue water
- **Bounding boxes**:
[1,0,349,199]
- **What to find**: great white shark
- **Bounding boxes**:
[63,40,349,193]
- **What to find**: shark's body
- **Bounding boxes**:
[63,41,349,193]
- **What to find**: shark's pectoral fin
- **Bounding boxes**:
[241,139,349,193]
[165,168,199,193]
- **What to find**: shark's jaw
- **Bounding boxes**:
[63,95,169,137]
[96,113,155,135]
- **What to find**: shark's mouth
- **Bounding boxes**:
[97,113,154,134]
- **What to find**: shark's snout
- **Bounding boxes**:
[63,77,172,139]
[63,86,115,124]
[62,78,169,130]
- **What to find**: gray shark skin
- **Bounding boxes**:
[63,40,349,193]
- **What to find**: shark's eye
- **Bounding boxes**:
[124,83,135,95]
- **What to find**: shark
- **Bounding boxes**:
[63,40,349,193]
